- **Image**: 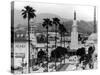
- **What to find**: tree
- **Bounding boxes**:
[37,49,46,63]
[59,24,66,47]
[51,47,68,66]
[62,27,66,64]
[42,18,52,71]
[21,6,36,73]
[52,17,60,48]
[62,25,66,47]
[52,18,60,70]
[58,24,66,64]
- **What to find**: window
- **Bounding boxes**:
[21,34,23,37]
[16,44,25,48]
[17,34,20,37]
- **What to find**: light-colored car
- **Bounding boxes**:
[68,56,79,64]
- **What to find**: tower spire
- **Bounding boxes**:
[70,10,78,50]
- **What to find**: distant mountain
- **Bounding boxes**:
[77,20,94,33]
[15,20,95,34]
[14,9,95,34]
[14,9,68,27]
[62,20,94,33]
[32,13,61,23]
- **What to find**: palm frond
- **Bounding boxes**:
[52,17,60,26]
[42,22,46,27]
[23,14,27,19]
[42,18,52,29]
[21,11,26,15]
[22,9,25,12]
[21,5,36,20]
[28,12,36,19]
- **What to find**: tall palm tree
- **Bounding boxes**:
[52,17,60,48]
[21,6,36,73]
[59,24,66,64]
[62,25,66,48]
[59,24,63,46]
[52,17,60,70]
[61,25,66,64]
[59,24,66,47]
[42,18,52,71]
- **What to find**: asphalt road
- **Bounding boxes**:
[57,63,70,71]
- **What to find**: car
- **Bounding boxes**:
[68,56,79,64]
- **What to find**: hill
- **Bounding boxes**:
[14,9,95,34]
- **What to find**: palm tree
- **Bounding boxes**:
[59,24,66,64]
[52,17,60,48]
[62,25,66,48]
[21,6,36,73]
[59,24,66,47]
[59,24,63,46]
[61,26,66,64]
[42,18,52,71]
[52,17,60,70]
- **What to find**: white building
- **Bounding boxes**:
[13,31,29,73]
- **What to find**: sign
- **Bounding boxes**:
[15,53,25,58]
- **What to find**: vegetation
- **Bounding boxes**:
[52,17,60,48]
[42,18,52,71]
[21,6,36,73]
[59,24,66,47]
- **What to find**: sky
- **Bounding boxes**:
[14,1,95,21]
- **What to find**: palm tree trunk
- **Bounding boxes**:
[60,34,62,65]
[55,25,57,48]
[47,27,49,72]
[55,25,57,70]
[64,34,65,64]
[28,15,31,73]
[64,35,65,47]
[60,34,62,47]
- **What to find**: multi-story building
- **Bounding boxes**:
[13,29,39,73]
[13,30,29,73]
